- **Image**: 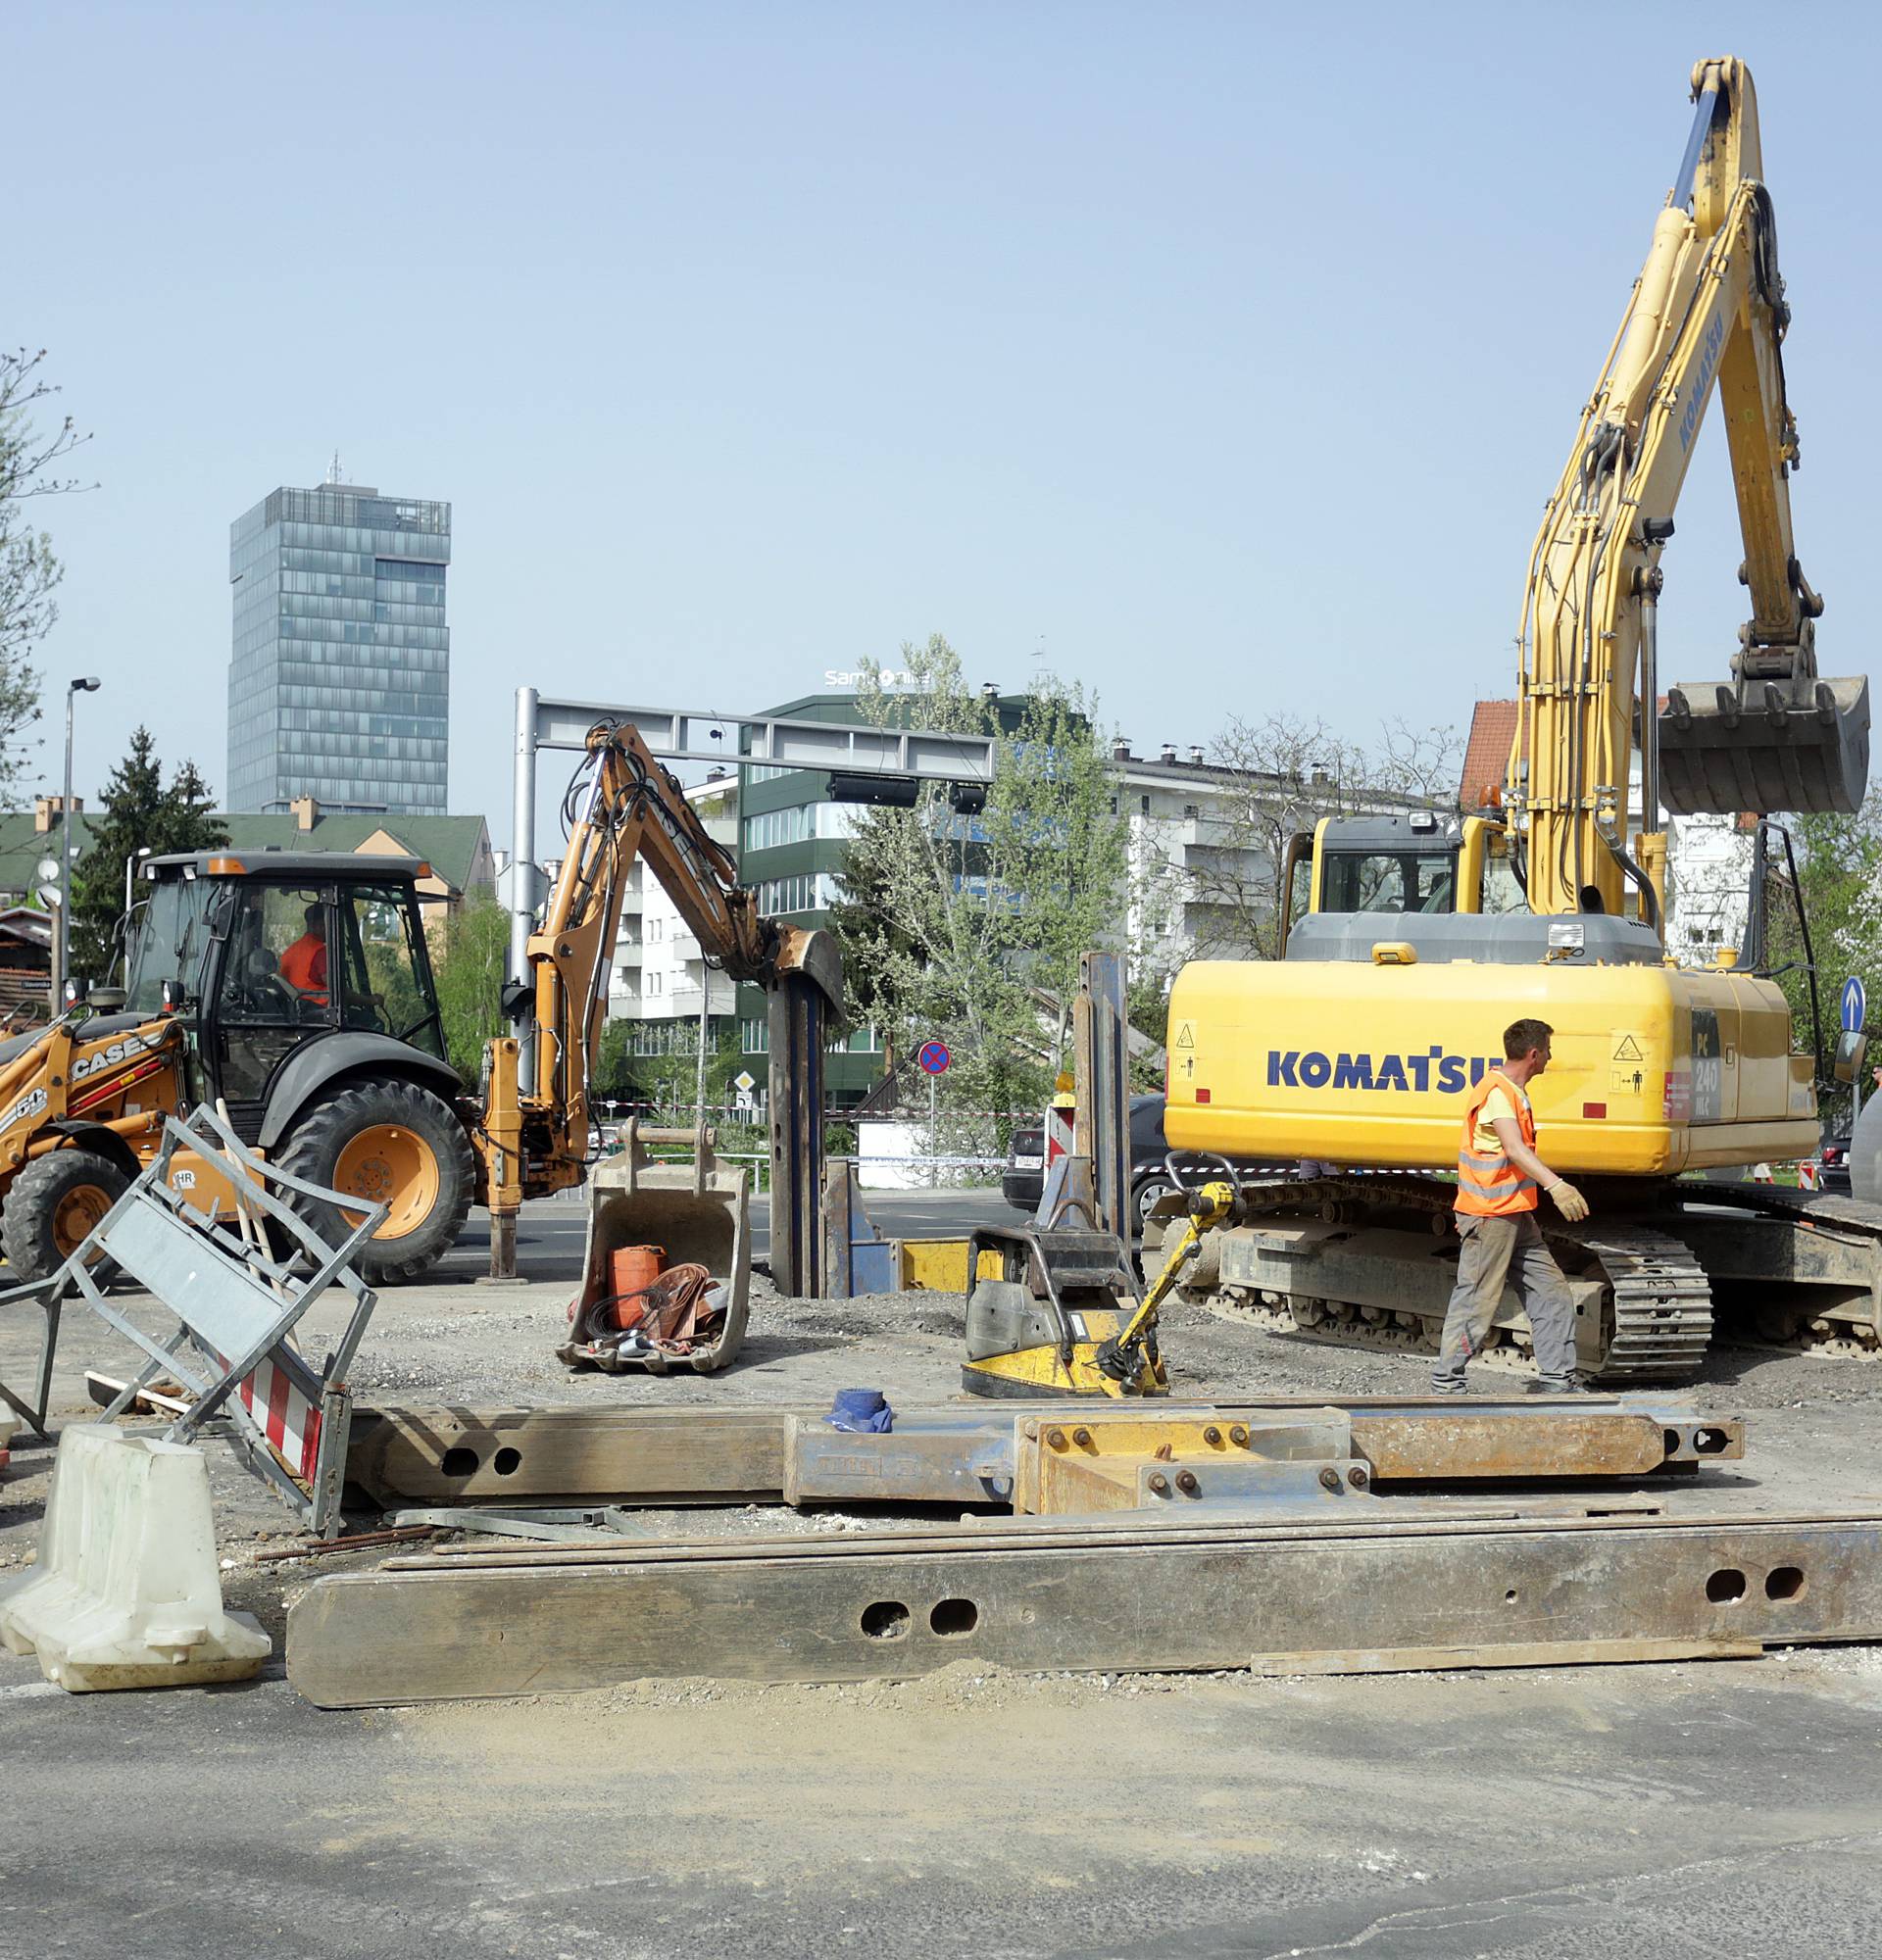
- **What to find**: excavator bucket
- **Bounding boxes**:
[557,1120,751,1376]
[1658,675,1869,815]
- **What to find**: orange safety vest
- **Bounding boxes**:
[1456,1069,1539,1217]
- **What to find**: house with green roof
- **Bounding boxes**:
[0,795,494,920]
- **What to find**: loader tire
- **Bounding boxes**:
[274,1079,474,1286]
[2,1148,129,1288]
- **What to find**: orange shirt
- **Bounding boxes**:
[279,933,328,1004]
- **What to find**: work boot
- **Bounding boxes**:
[1427,1378,1468,1396]
[1529,1376,1594,1396]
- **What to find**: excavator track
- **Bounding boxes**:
[1568,1219,1714,1380]
[1168,1174,1714,1385]
[1659,1179,1882,1357]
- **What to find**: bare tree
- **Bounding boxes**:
[0,349,92,794]
[1182,714,1461,958]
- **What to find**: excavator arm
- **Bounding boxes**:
[1512,57,1868,920]
[494,722,842,1184]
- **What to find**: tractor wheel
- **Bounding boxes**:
[2,1149,129,1287]
[274,1080,474,1286]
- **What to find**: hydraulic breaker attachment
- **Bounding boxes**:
[1659,673,1868,815]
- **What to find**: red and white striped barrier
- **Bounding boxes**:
[213,1346,324,1488]
[235,1353,322,1485]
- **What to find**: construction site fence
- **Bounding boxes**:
[592,1104,1055,1123]
[553,1144,1007,1200]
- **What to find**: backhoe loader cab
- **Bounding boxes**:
[127,853,454,1123]
[0,853,476,1289]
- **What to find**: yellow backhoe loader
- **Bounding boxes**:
[1159,58,1875,1382]
[0,723,837,1287]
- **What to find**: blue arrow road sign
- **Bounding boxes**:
[1843,976,1866,1034]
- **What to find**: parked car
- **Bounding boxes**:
[1819,1132,1852,1196]
[1001,1121,1047,1210]
[1002,1094,1287,1229]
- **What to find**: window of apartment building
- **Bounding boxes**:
[1140,795,1150,814]
[742,805,814,852]
[758,873,817,913]
[740,1017,770,1054]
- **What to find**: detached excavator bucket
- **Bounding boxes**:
[1658,675,1869,815]
[557,1119,751,1376]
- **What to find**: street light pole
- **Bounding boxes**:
[55,676,100,1013]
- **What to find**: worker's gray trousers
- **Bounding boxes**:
[1431,1210,1578,1390]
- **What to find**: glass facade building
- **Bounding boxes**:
[227,483,451,814]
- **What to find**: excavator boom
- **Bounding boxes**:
[1514,57,1867,917]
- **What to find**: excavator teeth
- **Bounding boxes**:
[1657,674,1868,815]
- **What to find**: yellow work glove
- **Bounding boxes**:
[1547,1180,1589,1223]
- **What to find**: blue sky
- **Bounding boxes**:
[14,1,1879,850]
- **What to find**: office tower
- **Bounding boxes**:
[227,476,450,813]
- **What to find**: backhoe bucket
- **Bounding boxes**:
[557,1120,751,1376]
[1658,675,1869,815]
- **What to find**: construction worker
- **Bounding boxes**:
[1432,1017,1590,1396]
[278,902,329,1008]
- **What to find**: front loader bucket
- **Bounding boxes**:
[1659,675,1869,815]
[557,1120,751,1376]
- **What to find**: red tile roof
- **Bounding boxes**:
[1459,700,1520,811]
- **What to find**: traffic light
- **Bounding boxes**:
[827,773,919,808]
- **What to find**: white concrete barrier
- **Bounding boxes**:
[0,1425,270,1691]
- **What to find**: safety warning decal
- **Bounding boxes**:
[1611,1033,1645,1063]
[1174,1021,1195,1049]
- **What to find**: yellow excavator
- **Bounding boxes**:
[0,722,837,1286]
[1160,58,1876,1382]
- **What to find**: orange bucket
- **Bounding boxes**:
[609,1244,667,1320]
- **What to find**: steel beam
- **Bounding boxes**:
[342,1397,1743,1512]
[287,1508,1882,1706]
[767,969,828,1296]
[527,696,997,781]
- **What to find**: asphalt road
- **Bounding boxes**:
[4,1642,1879,1959]
[430,1185,1015,1284]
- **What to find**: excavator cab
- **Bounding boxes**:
[1278,813,1523,949]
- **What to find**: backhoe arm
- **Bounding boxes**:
[1511,57,1866,921]
[516,722,841,1173]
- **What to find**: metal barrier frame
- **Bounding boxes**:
[0,1104,384,1536]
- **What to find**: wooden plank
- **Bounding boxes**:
[288,1512,1882,1706]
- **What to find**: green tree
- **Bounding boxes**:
[0,350,88,798]
[70,728,226,980]
[430,895,510,1081]
[1759,809,1882,1128]
[829,634,1128,1140]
